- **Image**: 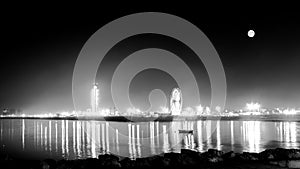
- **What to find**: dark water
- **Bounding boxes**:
[0,119,299,159]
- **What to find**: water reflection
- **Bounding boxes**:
[276,122,297,148]
[241,121,261,153]
[0,119,300,159]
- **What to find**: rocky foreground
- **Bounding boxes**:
[2,148,300,169]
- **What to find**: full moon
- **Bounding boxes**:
[248,30,255,38]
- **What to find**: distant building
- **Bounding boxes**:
[170,88,182,115]
[2,108,9,115]
[1,108,21,115]
[196,104,204,115]
[91,83,100,113]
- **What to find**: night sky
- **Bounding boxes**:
[1,5,300,113]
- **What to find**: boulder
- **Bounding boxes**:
[287,160,300,168]
[56,159,69,169]
[260,148,300,161]
[98,154,120,161]
[147,155,171,168]
[278,160,287,167]
[259,149,276,160]
[200,149,224,163]
[222,151,237,160]
[207,149,224,157]
[40,161,50,169]
[238,152,259,161]
[181,149,199,157]
[120,157,134,168]
[287,149,300,159]
[164,152,186,166]
[98,154,121,168]
[41,159,56,169]
[82,158,101,169]
[161,157,171,167]
[180,149,200,166]
[135,158,151,168]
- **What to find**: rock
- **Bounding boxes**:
[269,160,278,165]
[98,154,121,168]
[238,152,259,161]
[103,159,121,168]
[222,151,237,160]
[287,149,300,159]
[41,159,56,169]
[81,158,101,169]
[260,148,300,161]
[200,149,224,163]
[259,149,276,160]
[287,160,300,168]
[269,160,287,167]
[4,148,300,169]
[161,157,171,167]
[278,160,287,167]
[208,156,223,163]
[135,158,151,168]
[180,149,200,166]
[181,149,199,157]
[120,157,134,168]
[98,154,120,162]
[181,154,198,166]
[56,159,69,169]
[164,152,183,166]
[207,149,224,157]
[41,161,50,169]
[275,148,291,160]
[147,155,171,168]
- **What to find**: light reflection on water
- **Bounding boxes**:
[0,119,299,159]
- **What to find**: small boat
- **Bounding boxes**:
[178,130,193,134]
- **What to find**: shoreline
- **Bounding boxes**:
[1,114,300,122]
[1,148,300,168]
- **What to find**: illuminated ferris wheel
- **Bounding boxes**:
[170,88,182,115]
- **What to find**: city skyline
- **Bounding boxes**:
[3,5,300,166]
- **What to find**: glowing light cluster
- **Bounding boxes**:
[195,104,204,115]
[159,106,169,114]
[246,102,261,112]
[170,88,182,115]
[91,83,100,113]
[126,107,142,115]
[282,108,297,115]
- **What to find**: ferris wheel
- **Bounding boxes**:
[170,88,182,115]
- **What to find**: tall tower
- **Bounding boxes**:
[91,83,100,113]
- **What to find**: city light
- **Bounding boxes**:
[195,104,204,115]
[282,108,297,115]
[215,106,221,113]
[91,83,100,113]
[126,107,142,115]
[160,106,169,114]
[181,107,195,116]
[2,85,300,119]
[246,102,261,112]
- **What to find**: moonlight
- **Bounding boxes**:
[248,29,255,38]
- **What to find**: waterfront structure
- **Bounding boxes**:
[243,102,261,115]
[170,88,183,115]
[91,83,100,113]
